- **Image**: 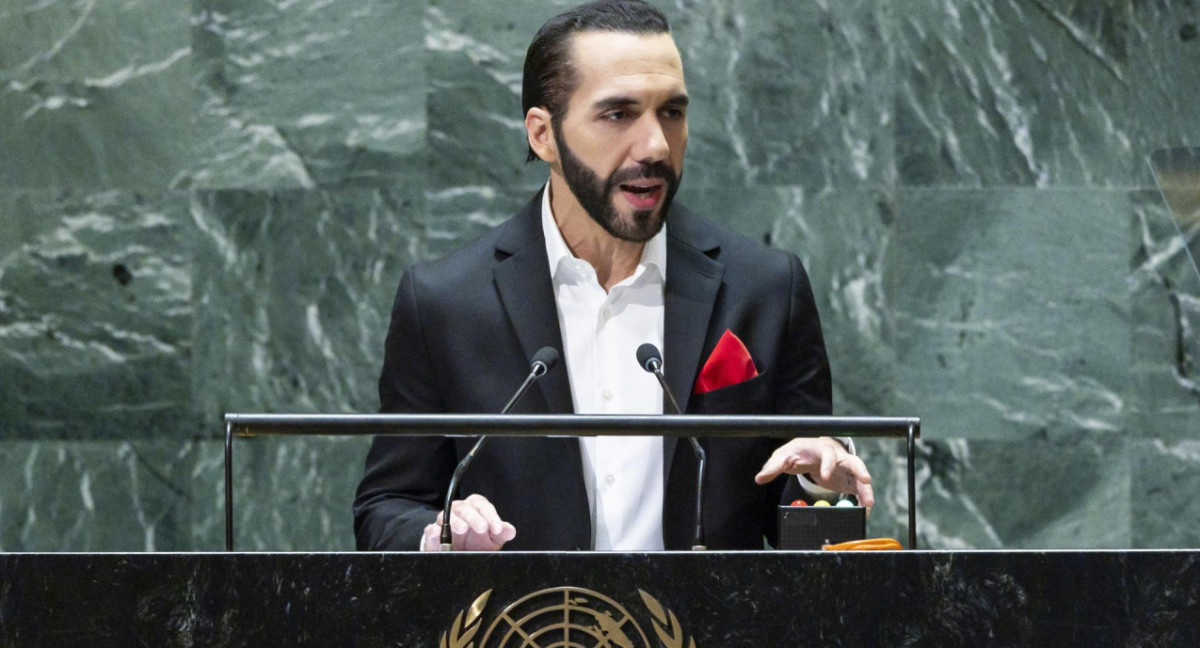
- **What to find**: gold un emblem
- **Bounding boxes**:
[438,586,696,648]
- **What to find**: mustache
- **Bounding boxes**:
[608,162,677,187]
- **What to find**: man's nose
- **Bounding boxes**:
[631,115,670,164]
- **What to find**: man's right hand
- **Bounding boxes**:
[422,494,517,551]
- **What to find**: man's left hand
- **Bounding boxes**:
[754,437,875,509]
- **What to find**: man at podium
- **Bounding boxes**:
[354,0,874,551]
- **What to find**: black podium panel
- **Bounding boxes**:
[2,551,1198,647]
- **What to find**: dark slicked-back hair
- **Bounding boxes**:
[522,0,671,162]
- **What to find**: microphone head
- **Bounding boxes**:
[531,346,560,373]
[636,343,662,373]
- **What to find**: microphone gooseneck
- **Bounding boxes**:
[636,343,707,551]
[440,346,559,550]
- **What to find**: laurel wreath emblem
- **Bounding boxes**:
[437,587,696,648]
[637,589,696,648]
[439,589,491,648]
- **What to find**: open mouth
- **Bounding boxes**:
[618,182,664,209]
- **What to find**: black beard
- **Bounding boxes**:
[554,127,681,243]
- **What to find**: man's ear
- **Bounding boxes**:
[526,107,558,164]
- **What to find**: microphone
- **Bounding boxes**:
[440,346,560,550]
[636,343,707,551]
[637,343,682,415]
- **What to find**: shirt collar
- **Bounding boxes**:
[540,181,667,283]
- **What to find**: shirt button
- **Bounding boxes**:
[601,308,611,319]
[601,389,613,402]
[605,474,616,485]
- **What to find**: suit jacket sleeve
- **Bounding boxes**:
[777,253,833,417]
[353,267,456,550]
[773,253,835,536]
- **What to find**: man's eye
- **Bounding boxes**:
[602,111,627,121]
[662,108,685,120]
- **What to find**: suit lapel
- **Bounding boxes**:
[662,207,724,480]
[493,193,588,546]
[492,194,574,414]
[493,197,725,546]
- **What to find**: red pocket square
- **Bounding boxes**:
[693,329,758,395]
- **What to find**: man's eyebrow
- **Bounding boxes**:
[663,94,690,108]
[591,96,640,112]
[591,93,690,112]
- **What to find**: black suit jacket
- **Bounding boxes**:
[354,192,832,550]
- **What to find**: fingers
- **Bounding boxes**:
[423,522,441,551]
[818,443,837,482]
[426,494,516,551]
[754,438,824,484]
[755,438,876,507]
[466,494,507,535]
[833,453,874,509]
[843,455,875,509]
[856,480,876,510]
[495,521,518,544]
[455,494,498,535]
[753,445,788,484]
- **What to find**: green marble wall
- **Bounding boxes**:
[1,0,1197,551]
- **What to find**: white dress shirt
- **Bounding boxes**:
[538,184,847,550]
[541,184,668,550]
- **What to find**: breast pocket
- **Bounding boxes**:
[688,368,773,415]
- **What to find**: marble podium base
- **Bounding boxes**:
[2,551,1197,647]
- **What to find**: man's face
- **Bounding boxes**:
[552,31,688,242]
